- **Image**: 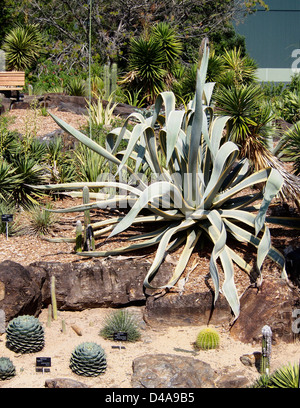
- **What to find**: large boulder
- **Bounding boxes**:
[230,277,299,343]
[28,259,150,310]
[0,260,45,321]
[145,291,232,327]
[131,354,216,388]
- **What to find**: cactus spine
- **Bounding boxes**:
[51,275,58,320]
[261,325,272,375]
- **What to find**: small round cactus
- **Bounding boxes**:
[70,342,107,377]
[0,357,16,380]
[6,315,45,354]
[195,327,220,350]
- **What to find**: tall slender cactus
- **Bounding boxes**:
[51,275,58,321]
[261,325,272,375]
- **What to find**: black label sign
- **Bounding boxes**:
[1,214,13,222]
[36,357,51,367]
[113,332,128,341]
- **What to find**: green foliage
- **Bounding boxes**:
[99,309,141,342]
[252,363,299,388]
[69,342,107,377]
[66,77,87,97]
[195,327,220,350]
[35,41,288,319]
[6,315,45,354]
[2,23,45,70]
[123,22,183,103]
[0,200,18,236]
[24,202,57,236]
[0,357,16,381]
[280,122,300,175]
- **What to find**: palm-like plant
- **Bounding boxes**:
[214,84,300,208]
[280,122,300,175]
[2,24,44,71]
[35,41,290,319]
[219,47,257,87]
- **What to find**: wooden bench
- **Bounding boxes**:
[0,71,25,101]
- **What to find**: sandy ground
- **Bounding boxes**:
[0,306,299,389]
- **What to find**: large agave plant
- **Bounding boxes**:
[35,41,288,318]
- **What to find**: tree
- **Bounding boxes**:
[9,0,268,69]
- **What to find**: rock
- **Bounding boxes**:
[215,370,251,388]
[28,259,169,310]
[0,260,45,322]
[131,354,216,388]
[240,352,261,370]
[0,96,12,113]
[230,277,299,343]
[285,247,300,287]
[45,378,89,388]
[145,291,232,327]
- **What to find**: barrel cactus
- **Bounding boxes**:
[0,357,16,380]
[6,315,45,354]
[69,342,107,377]
[195,327,220,350]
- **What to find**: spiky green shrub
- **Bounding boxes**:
[69,342,107,377]
[99,309,141,342]
[252,362,299,388]
[34,40,288,319]
[6,315,45,354]
[0,357,16,381]
[195,327,220,350]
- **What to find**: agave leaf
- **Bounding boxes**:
[254,168,284,235]
[143,219,196,289]
[109,181,193,238]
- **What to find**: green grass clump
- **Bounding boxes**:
[99,309,141,342]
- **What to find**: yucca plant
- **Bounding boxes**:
[34,41,289,318]
[252,362,299,388]
[2,24,44,71]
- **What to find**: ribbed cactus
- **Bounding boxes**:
[195,327,220,350]
[69,342,107,377]
[0,357,16,380]
[261,325,272,375]
[103,62,118,100]
[6,315,45,354]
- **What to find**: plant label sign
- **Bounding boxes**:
[1,214,13,223]
[36,357,51,373]
[113,331,128,341]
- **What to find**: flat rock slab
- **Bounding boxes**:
[230,277,299,343]
[145,291,232,327]
[131,354,216,388]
